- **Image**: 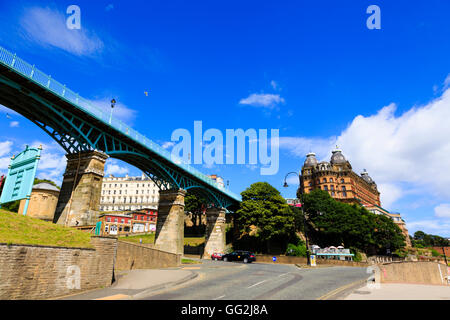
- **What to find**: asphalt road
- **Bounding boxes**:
[140,259,369,300]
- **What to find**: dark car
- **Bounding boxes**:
[222,250,256,263]
[211,253,224,260]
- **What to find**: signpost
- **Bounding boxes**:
[310,254,317,267]
[272,256,277,262]
[0,145,42,216]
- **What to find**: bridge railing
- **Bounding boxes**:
[0,45,240,202]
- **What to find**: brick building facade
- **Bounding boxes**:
[299,148,381,206]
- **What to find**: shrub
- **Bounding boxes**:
[286,243,307,257]
[431,249,441,257]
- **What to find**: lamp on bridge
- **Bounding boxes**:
[109,99,116,124]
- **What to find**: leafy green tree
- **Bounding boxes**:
[235,182,296,253]
[413,230,449,247]
[302,189,405,255]
[184,193,208,236]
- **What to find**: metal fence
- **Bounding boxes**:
[0,45,241,201]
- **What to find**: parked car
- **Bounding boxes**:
[222,250,256,263]
[211,252,224,260]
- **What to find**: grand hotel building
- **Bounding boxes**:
[299,148,411,246]
[300,148,381,206]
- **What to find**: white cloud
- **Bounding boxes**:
[105,4,114,12]
[162,141,175,149]
[0,141,13,158]
[278,88,450,211]
[9,121,19,128]
[407,219,450,235]
[87,98,137,124]
[239,93,285,109]
[270,80,279,90]
[0,141,13,171]
[278,136,336,160]
[20,7,104,56]
[335,89,450,202]
[444,74,450,90]
[434,204,450,218]
[377,183,403,209]
[105,160,129,176]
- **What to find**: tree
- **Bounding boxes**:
[302,189,405,255]
[235,182,296,253]
[413,230,450,247]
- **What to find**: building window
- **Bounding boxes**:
[107,217,111,222]
[340,179,345,183]
[342,186,346,191]
[330,178,333,182]
[324,185,328,191]
[330,185,334,191]
[323,178,327,183]
[342,192,347,197]
[331,192,335,196]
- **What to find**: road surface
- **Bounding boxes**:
[140,259,369,300]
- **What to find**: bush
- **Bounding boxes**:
[285,243,307,257]
[431,249,441,257]
[351,248,362,262]
[394,249,408,258]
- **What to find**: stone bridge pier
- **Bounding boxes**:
[154,189,187,255]
[53,151,108,227]
[203,207,227,257]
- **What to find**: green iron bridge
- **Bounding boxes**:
[0,45,240,209]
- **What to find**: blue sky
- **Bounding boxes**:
[0,1,450,237]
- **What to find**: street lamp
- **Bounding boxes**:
[109,98,116,124]
[283,171,311,266]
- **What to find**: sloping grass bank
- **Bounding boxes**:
[0,209,92,248]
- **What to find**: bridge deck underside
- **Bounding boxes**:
[0,64,239,209]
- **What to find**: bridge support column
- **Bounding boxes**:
[154,189,187,255]
[53,151,108,227]
[204,207,227,257]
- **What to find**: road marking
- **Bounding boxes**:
[182,267,201,270]
[278,273,289,277]
[213,295,226,300]
[317,279,367,300]
[95,294,130,300]
[247,280,267,289]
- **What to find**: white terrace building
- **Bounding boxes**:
[99,173,162,212]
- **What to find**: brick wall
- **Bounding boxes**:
[0,236,117,300]
[115,240,181,270]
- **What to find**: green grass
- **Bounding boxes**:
[181,258,201,264]
[0,209,93,248]
[119,233,155,244]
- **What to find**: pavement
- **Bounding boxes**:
[344,283,450,300]
[58,266,200,300]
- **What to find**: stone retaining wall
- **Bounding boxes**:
[379,261,449,285]
[255,254,368,267]
[0,236,117,300]
[115,240,181,270]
